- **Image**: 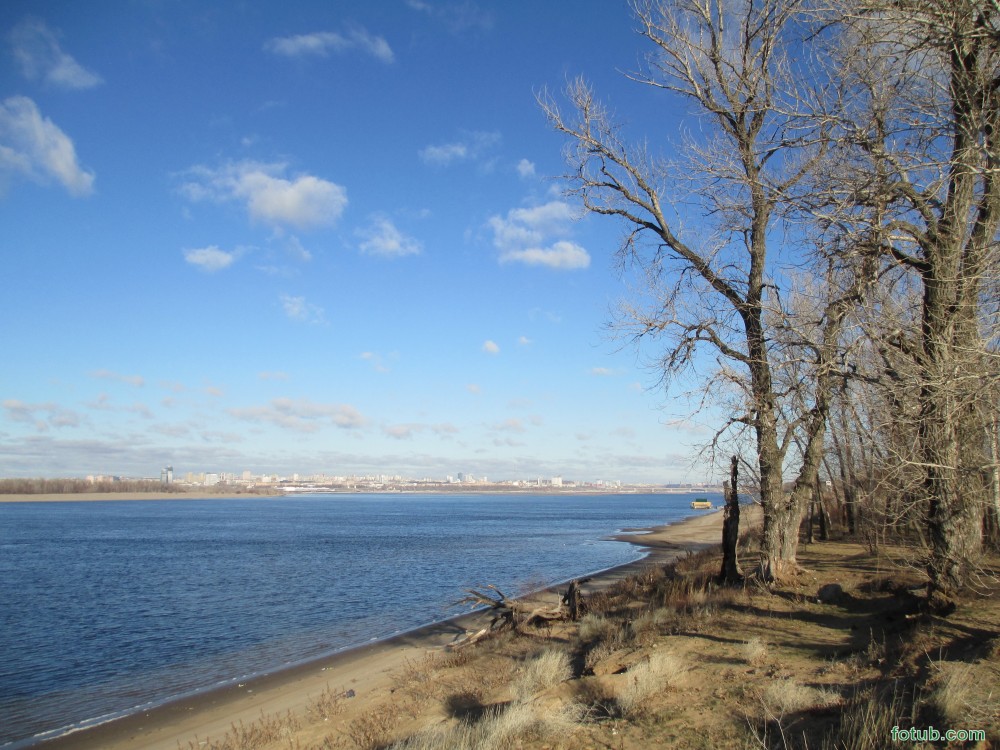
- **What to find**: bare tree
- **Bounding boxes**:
[540,0,854,579]
[820,0,1000,596]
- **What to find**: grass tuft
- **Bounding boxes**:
[343,702,402,750]
[388,701,584,750]
[742,636,768,667]
[510,649,571,702]
[617,651,689,717]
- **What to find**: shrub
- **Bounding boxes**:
[306,684,348,722]
[510,649,571,702]
[344,703,401,750]
[577,613,619,645]
[742,636,768,667]
[388,701,583,750]
[760,679,841,717]
[617,651,689,717]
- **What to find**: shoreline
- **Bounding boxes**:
[0,491,284,502]
[28,506,754,750]
[0,487,723,503]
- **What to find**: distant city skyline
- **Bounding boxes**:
[1,1,719,484]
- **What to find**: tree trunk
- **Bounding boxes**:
[750,323,795,581]
[719,456,743,583]
[816,475,829,541]
[806,496,815,545]
[988,411,1000,547]
[922,276,986,596]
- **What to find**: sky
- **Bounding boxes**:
[0,0,715,483]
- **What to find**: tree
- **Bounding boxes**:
[540,0,852,579]
[820,0,1000,596]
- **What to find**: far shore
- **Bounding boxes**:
[0,487,725,503]
[32,504,756,750]
[0,490,283,502]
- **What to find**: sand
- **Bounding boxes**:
[32,504,757,750]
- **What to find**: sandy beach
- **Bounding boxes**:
[32,504,757,750]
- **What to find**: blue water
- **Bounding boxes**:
[0,492,718,747]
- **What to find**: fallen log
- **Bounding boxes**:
[456,579,588,635]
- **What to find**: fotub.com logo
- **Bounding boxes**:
[891,726,986,743]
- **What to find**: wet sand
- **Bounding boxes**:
[33,504,759,750]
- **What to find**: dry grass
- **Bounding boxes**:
[627,610,660,645]
[582,640,619,675]
[306,684,349,723]
[742,636,768,667]
[616,650,690,717]
[343,702,401,750]
[388,701,584,750]
[577,613,620,645]
[759,679,841,717]
[177,532,999,750]
[816,684,912,750]
[510,649,571,702]
[928,661,998,733]
[185,710,301,750]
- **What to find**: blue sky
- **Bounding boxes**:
[0,0,713,483]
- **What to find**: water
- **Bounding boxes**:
[0,492,718,747]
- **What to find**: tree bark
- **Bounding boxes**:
[816,475,829,541]
[719,456,743,583]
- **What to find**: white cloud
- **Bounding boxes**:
[259,371,289,381]
[284,235,312,262]
[384,422,458,440]
[3,399,81,431]
[466,383,481,394]
[0,96,94,196]
[280,294,326,323]
[590,367,615,376]
[180,161,347,230]
[405,1,495,33]
[385,423,420,439]
[87,394,152,419]
[90,369,145,387]
[516,158,536,178]
[482,340,500,355]
[488,200,590,271]
[229,398,367,432]
[501,241,590,270]
[184,245,238,272]
[418,142,466,165]
[419,131,500,166]
[495,418,525,433]
[357,215,422,257]
[264,27,394,63]
[489,201,575,248]
[9,19,103,89]
[360,351,391,373]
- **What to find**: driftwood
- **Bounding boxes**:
[451,579,588,649]
[562,578,589,621]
